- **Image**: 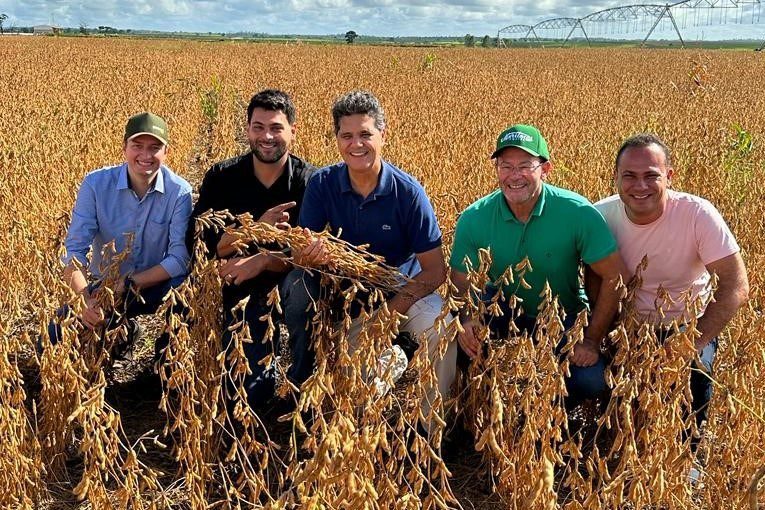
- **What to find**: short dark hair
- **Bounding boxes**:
[615,133,673,170]
[331,90,385,134]
[247,89,296,124]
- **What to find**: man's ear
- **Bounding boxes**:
[540,160,553,180]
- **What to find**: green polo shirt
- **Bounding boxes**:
[450,184,617,317]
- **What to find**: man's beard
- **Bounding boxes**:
[251,142,287,164]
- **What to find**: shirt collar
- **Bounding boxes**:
[339,159,394,198]
[284,155,294,192]
[117,163,130,190]
[152,166,165,194]
[117,163,165,194]
[248,151,293,190]
[499,183,548,223]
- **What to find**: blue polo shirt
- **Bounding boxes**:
[299,160,442,278]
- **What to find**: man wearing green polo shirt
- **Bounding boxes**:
[450,124,627,406]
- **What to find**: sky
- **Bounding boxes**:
[1,0,763,39]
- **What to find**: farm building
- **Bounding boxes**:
[33,25,61,35]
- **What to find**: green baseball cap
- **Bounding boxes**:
[124,112,169,145]
[491,124,549,160]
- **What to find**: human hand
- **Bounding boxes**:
[81,296,105,329]
[219,255,266,285]
[570,339,600,367]
[258,201,297,230]
[293,228,331,267]
[458,318,483,359]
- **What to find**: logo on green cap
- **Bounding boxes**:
[491,124,549,160]
[500,131,533,144]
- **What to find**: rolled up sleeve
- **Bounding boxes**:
[160,189,193,278]
[63,179,99,268]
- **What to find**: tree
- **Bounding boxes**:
[464,34,475,47]
[481,35,491,48]
[0,14,8,35]
[345,30,358,44]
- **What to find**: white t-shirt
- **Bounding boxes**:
[595,190,739,324]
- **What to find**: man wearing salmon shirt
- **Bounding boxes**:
[595,133,749,451]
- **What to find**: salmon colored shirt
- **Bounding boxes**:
[595,190,739,324]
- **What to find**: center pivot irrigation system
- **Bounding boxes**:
[497,0,764,48]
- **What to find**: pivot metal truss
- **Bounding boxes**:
[534,17,582,29]
[498,18,590,47]
[583,4,685,46]
[534,17,591,46]
[497,24,535,46]
[672,0,760,8]
[499,0,763,49]
[497,24,534,34]
[583,5,669,22]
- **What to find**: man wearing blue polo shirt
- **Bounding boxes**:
[281,90,456,419]
[48,112,192,359]
[450,124,627,408]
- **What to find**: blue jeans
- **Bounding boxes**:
[690,338,717,428]
[45,275,186,358]
[280,268,402,386]
[656,327,717,450]
[457,288,608,408]
[280,268,323,386]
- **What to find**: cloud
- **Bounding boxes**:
[0,0,761,38]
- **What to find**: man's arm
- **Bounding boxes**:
[127,265,172,290]
[157,189,193,281]
[219,251,291,285]
[217,201,297,258]
[62,178,103,328]
[450,269,484,359]
[63,262,104,329]
[584,265,601,306]
[387,246,447,316]
[695,252,749,350]
[574,251,628,367]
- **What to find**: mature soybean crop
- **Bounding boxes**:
[0,37,763,509]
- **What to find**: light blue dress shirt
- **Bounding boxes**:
[63,163,193,279]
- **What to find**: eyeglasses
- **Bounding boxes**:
[496,161,543,174]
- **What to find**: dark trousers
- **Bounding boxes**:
[656,327,717,450]
[279,267,398,389]
[222,269,332,409]
[45,275,186,359]
[457,313,609,408]
[280,268,323,387]
[457,290,608,408]
[221,292,279,409]
[689,338,717,429]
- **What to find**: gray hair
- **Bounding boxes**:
[615,133,673,170]
[331,90,386,134]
